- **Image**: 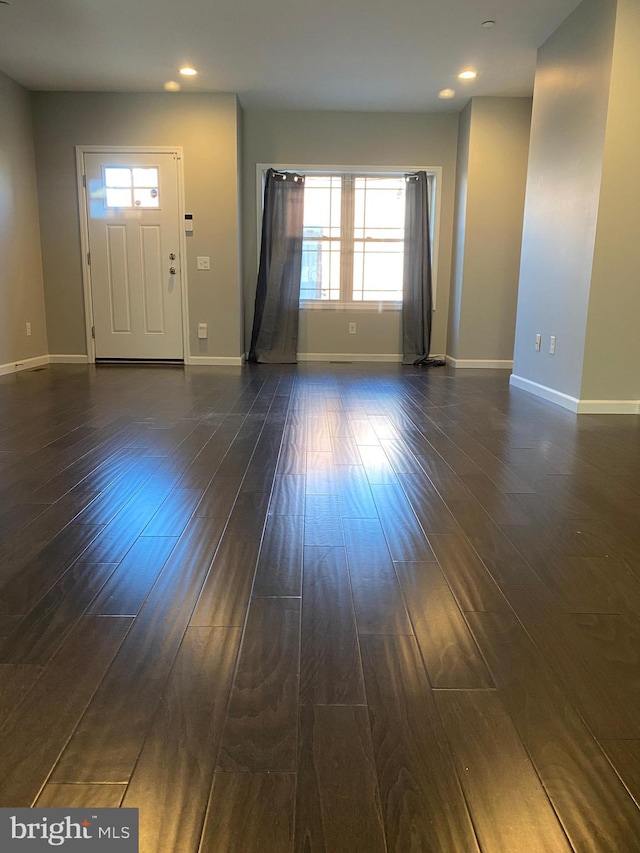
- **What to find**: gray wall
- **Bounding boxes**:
[0,71,48,367]
[31,92,243,360]
[242,110,459,358]
[582,0,640,401]
[512,0,616,398]
[449,97,531,363]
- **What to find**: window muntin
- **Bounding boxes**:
[104,166,160,209]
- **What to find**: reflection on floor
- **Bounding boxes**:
[0,362,639,852]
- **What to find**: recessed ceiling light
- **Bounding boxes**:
[164,81,181,92]
[458,70,477,80]
[439,89,456,100]
[179,67,198,77]
[481,20,496,28]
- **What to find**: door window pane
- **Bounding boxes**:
[133,187,160,208]
[105,187,133,208]
[133,168,159,187]
[105,168,132,188]
[104,166,160,209]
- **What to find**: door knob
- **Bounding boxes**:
[169,266,176,275]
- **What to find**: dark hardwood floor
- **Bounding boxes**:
[1,361,640,852]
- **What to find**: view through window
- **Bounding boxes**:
[301,174,407,304]
[104,167,160,209]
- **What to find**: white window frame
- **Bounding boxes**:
[256,164,443,311]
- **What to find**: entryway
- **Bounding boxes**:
[78,148,186,361]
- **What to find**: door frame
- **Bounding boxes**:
[75,145,190,363]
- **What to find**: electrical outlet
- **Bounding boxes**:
[26,322,31,336]
[196,256,210,271]
[535,334,541,352]
[348,322,357,335]
[197,323,208,339]
[549,335,556,355]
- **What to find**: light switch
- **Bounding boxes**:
[196,256,210,270]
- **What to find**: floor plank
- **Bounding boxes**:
[0,560,119,664]
[468,611,640,850]
[217,597,300,772]
[36,784,126,808]
[504,586,640,739]
[0,662,43,719]
[336,464,378,519]
[370,483,436,562]
[397,472,459,534]
[252,514,304,597]
[122,627,241,853]
[304,494,344,547]
[51,518,222,784]
[429,532,510,612]
[360,634,480,852]
[300,546,364,705]
[199,772,295,853]
[189,534,262,627]
[2,363,640,849]
[0,522,105,616]
[601,739,640,804]
[435,689,572,852]
[295,705,386,852]
[87,536,178,616]
[394,561,494,688]
[343,518,413,635]
[0,616,132,806]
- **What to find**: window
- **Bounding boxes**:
[300,172,420,305]
[104,166,160,209]
[257,164,440,309]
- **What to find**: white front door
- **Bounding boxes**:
[84,151,184,360]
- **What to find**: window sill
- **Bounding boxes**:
[299,301,402,312]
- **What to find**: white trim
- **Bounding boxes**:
[300,300,402,312]
[187,355,245,367]
[298,352,403,363]
[510,374,580,412]
[75,146,190,365]
[76,147,95,362]
[48,354,89,364]
[255,163,443,310]
[576,399,640,414]
[0,355,49,377]
[510,374,640,414]
[446,357,513,370]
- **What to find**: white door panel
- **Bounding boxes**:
[84,151,183,360]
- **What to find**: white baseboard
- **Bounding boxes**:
[446,356,513,369]
[575,399,640,414]
[187,355,245,367]
[0,354,50,377]
[509,374,640,414]
[509,374,580,412]
[49,354,89,364]
[298,352,403,363]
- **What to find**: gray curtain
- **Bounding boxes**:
[402,171,437,366]
[248,169,305,363]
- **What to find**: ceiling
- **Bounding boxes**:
[0,0,582,112]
